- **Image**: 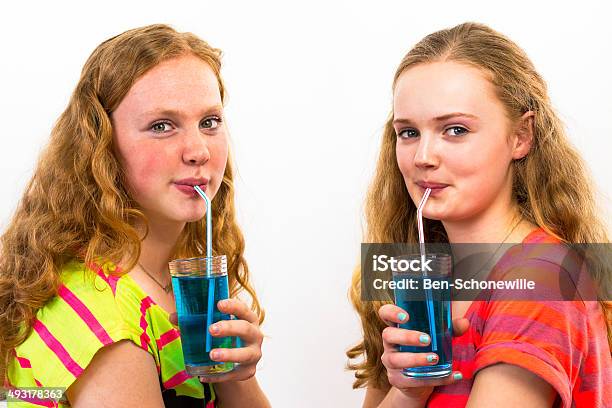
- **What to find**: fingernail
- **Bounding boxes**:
[397,312,407,322]
[210,350,220,360]
[210,324,220,334]
[218,300,227,308]
[453,372,463,381]
[426,354,437,363]
[419,334,430,344]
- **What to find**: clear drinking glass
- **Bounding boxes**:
[392,253,453,378]
[169,255,236,376]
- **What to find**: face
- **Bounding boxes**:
[112,54,228,227]
[394,61,525,222]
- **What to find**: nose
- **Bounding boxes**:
[413,133,439,169]
[182,126,210,166]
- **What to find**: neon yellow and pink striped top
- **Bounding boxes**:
[7,259,215,407]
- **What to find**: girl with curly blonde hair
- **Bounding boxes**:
[1,24,270,408]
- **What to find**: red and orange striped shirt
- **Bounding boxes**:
[428,228,611,407]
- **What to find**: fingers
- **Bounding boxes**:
[378,304,470,341]
[382,326,431,348]
[378,304,410,325]
[209,344,261,365]
[381,351,439,370]
[170,298,257,327]
[376,305,466,394]
[209,318,262,345]
[218,298,258,325]
[379,305,430,354]
[452,317,470,337]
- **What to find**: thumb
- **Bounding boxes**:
[452,317,470,337]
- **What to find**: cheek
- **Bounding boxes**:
[456,138,512,181]
[209,138,229,177]
[122,146,168,196]
[450,144,512,205]
[395,144,414,176]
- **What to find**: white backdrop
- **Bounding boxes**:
[1,1,611,407]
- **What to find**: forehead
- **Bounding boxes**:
[393,61,502,120]
[118,54,221,113]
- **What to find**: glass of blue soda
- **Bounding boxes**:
[169,255,237,376]
[392,253,453,378]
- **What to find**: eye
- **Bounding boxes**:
[397,128,419,139]
[445,126,468,137]
[201,116,222,129]
[150,121,173,133]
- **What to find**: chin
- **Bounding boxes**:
[166,209,204,224]
[421,207,450,222]
[183,213,206,223]
[423,213,443,221]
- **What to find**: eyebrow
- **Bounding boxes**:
[393,112,479,126]
[139,105,223,119]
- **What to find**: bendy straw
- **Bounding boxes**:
[193,185,214,353]
[417,188,431,257]
[417,188,437,352]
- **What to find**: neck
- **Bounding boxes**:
[136,217,185,276]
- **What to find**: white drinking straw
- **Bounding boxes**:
[194,186,214,353]
[417,188,431,257]
[416,188,437,352]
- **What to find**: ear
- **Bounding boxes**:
[512,111,535,160]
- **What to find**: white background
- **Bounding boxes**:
[1,1,611,407]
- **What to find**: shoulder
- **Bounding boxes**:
[54,259,144,341]
[521,227,561,244]
[488,228,595,303]
[470,231,610,406]
[513,227,584,274]
[480,230,595,338]
[9,259,143,390]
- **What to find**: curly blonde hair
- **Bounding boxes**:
[0,24,264,383]
[347,21,611,389]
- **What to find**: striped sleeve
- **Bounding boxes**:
[8,261,142,399]
[473,298,589,408]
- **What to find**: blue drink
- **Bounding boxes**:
[169,256,236,376]
[392,254,453,378]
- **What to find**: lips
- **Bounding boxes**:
[416,181,449,189]
[415,181,449,197]
[173,177,209,196]
[174,177,209,187]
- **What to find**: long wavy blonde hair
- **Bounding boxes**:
[0,24,264,383]
[347,22,611,389]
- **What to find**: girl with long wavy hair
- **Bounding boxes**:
[0,24,270,407]
[348,22,611,407]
